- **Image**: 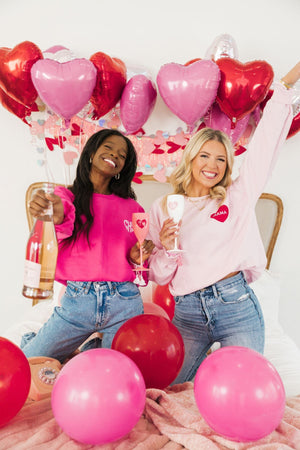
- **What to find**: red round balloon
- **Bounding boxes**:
[216,58,274,123]
[143,302,170,320]
[0,337,31,427]
[89,51,126,119]
[0,41,43,107]
[112,314,184,389]
[153,284,175,320]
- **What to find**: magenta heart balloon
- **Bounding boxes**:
[120,74,157,134]
[31,58,97,121]
[157,60,220,127]
[204,102,250,144]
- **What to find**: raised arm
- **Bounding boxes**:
[234,61,300,204]
[281,61,300,88]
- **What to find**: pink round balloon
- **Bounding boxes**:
[157,59,220,127]
[31,58,97,121]
[204,102,250,144]
[120,74,157,134]
[143,301,170,320]
[194,346,285,442]
[51,348,146,445]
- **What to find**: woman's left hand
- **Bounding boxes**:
[129,239,155,265]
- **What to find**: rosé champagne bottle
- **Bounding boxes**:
[22,183,58,300]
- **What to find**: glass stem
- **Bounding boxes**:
[174,237,179,251]
[139,246,143,267]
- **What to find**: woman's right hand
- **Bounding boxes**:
[29,190,64,225]
[159,218,180,251]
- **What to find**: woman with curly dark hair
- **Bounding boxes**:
[21,129,154,362]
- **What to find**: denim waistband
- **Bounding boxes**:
[67,281,129,295]
[198,271,245,296]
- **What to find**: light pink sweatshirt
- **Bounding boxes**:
[148,82,294,296]
[54,188,144,285]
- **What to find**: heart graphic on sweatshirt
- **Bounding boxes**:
[137,219,147,228]
[210,205,229,222]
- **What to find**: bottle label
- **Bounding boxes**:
[23,260,42,288]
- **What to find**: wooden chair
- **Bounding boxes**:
[134,180,284,270]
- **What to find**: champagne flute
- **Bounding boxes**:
[167,194,185,253]
[132,212,150,285]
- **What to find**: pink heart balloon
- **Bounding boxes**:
[31,58,97,121]
[204,102,250,144]
[157,60,220,127]
[120,74,157,134]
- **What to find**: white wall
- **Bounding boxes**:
[0,0,300,347]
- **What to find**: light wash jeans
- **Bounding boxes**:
[21,281,144,363]
[172,272,265,384]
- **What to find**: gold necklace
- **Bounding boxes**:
[186,195,210,212]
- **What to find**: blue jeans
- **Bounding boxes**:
[172,272,265,384]
[21,281,144,363]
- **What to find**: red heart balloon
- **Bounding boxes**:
[89,52,126,119]
[0,41,43,107]
[287,111,300,139]
[216,58,274,124]
[0,87,32,123]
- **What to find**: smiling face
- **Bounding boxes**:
[189,139,227,196]
[90,134,128,178]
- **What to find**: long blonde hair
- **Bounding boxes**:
[169,127,234,201]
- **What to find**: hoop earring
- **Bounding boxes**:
[89,157,92,164]
[115,173,120,180]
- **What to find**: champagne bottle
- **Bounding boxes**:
[22,183,58,300]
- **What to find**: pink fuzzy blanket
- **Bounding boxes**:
[1,382,300,449]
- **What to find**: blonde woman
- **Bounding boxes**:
[148,61,300,384]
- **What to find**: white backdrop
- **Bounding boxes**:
[0,0,299,347]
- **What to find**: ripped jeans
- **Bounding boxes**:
[21,281,144,363]
[172,272,265,384]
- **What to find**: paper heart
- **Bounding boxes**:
[136,219,146,228]
[120,74,157,134]
[89,52,127,119]
[166,141,181,154]
[63,151,78,165]
[31,58,97,121]
[210,205,229,222]
[0,41,43,107]
[216,58,274,123]
[153,167,167,183]
[156,59,220,127]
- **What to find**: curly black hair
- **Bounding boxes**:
[65,129,138,246]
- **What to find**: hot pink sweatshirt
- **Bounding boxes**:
[148,82,294,296]
[54,188,144,285]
